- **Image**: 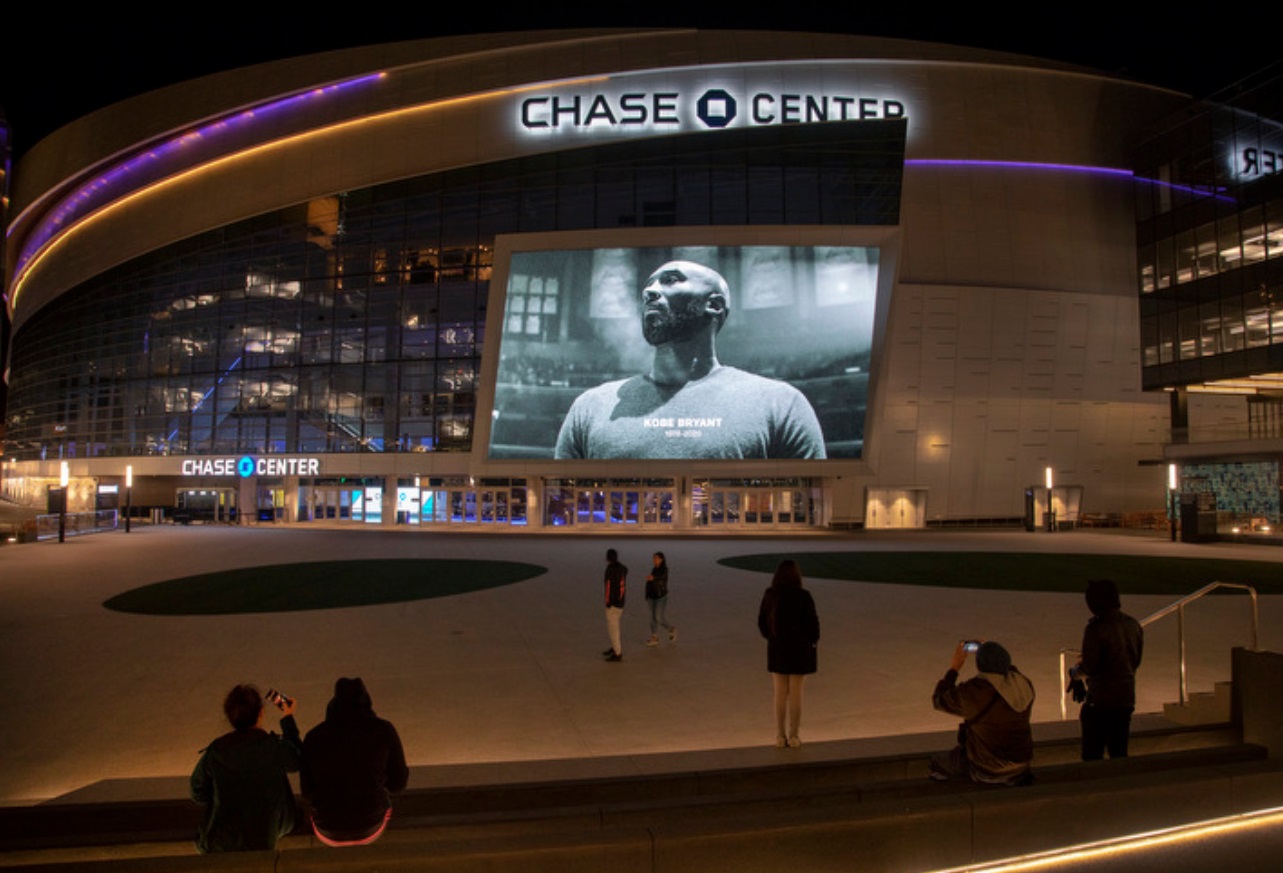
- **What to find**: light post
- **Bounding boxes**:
[1168,463,1178,543]
[58,461,69,543]
[1044,466,1055,532]
[125,465,133,534]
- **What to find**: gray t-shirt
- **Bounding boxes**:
[554,366,826,459]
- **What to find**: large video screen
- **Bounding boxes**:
[486,243,879,461]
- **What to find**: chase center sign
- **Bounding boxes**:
[181,456,321,477]
[516,67,908,137]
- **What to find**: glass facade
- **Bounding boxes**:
[5,121,905,461]
[1136,101,1283,389]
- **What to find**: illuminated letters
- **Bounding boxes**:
[520,92,683,129]
[520,89,904,131]
[180,456,321,477]
[749,94,904,125]
[1243,147,1280,178]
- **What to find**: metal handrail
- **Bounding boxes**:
[1058,580,1259,720]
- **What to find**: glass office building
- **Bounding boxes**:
[1135,73,1283,532]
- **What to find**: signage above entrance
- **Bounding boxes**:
[180,456,321,477]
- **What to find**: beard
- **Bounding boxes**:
[642,305,708,346]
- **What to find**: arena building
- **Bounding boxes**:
[3,28,1271,532]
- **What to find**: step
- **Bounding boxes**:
[1165,681,1233,725]
[0,720,1256,861]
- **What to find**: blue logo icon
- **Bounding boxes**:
[696,89,737,128]
[236,456,256,478]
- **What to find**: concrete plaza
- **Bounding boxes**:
[1,524,1279,807]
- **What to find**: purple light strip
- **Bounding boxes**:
[14,73,385,279]
[907,158,1133,178]
[905,158,1236,203]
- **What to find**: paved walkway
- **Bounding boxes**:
[1,525,1279,806]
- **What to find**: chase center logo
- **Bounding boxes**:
[519,86,905,133]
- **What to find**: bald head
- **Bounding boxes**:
[640,260,730,345]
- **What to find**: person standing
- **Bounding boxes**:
[757,559,819,748]
[645,551,677,646]
[1071,578,1144,760]
[602,549,627,661]
[190,684,302,853]
[301,677,408,846]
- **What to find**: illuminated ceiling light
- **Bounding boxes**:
[1184,371,1283,394]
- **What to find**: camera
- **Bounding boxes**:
[265,688,293,711]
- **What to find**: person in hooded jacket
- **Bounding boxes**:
[301,677,408,846]
[190,684,302,853]
[1070,578,1144,760]
[930,641,1036,785]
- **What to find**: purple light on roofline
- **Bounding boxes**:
[907,158,1134,178]
[13,73,385,281]
[905,158,1236,203]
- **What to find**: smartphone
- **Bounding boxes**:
[962,640,982,653]
[265,688,293,711]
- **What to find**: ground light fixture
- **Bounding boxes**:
[1044,466,1054,532]
[58,461,69,543]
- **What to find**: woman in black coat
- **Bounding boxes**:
[757,560,820,748]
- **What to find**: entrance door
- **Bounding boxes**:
[865,488,927,529]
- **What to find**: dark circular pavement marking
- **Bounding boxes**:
[103,559,547,615]
[718,552,1283,595]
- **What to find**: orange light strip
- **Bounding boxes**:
[10,75,608,313]
[919,805,1283,873]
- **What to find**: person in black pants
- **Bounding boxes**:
[1070,579,1144,759]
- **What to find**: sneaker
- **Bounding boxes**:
[669,627,677,643]
[646,635,659,647]
[787,735,801,749]
[604,652,623,662]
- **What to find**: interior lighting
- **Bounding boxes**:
[920,804,1283,873]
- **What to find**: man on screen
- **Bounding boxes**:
[554,260,826,459]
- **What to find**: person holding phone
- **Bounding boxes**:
[930,640,1035,785]
[190,684,302,853]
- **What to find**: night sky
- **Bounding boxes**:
[1,8,1278,160]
